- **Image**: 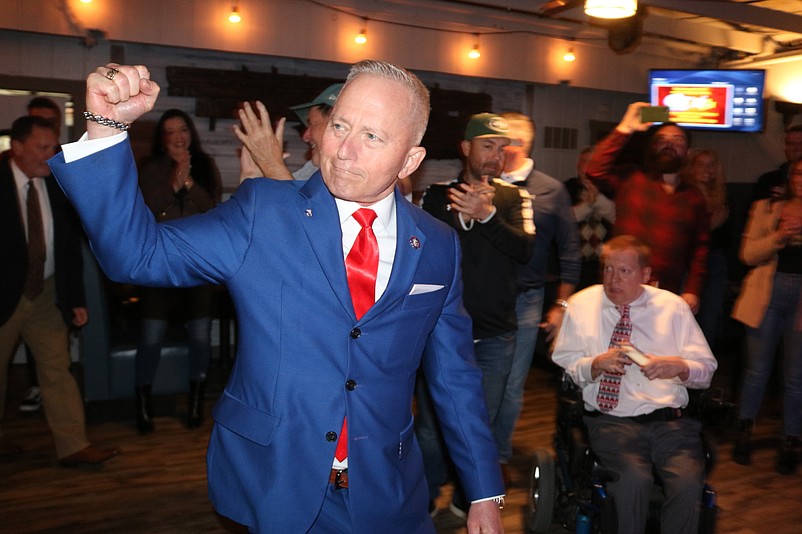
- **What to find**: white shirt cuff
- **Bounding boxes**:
[477,206,497,224]
[458,211,475,231]
[471,494,506,505]
[62,131,128,163]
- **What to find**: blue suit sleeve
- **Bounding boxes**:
[49,139,250,287]
[420,229,505,501]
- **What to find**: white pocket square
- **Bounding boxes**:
[409,284,445,295]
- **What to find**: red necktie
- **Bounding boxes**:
[24,179,46,300]
[335,208,379,463]
[345,208,379,320]
[596,305,631,412]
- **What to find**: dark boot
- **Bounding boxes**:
[732,418,753,465]
[135,385,154,435]
[187,380,206,429]
[776,436,801,475]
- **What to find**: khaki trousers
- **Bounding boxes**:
[0,277,89,458]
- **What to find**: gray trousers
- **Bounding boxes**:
[584,414,705,534]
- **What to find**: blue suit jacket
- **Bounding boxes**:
[49,140,503,532]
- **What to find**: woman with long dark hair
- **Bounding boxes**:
[135,109,221,434]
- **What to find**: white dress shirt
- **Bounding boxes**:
[335,193,397,303]
[500,157,534,185]
[552,284,717,417]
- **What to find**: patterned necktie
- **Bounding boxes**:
[596,304,632,412]
[23,179,46,300]
[335,208,379,463]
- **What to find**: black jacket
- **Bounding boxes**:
[0,156,85,326]
[422,175,534,339]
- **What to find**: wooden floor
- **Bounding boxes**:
[1,352,800,534]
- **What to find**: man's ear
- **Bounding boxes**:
[398,146,426,180]
[641,266,652,284]
[460,139,471,158]
[10,139,22,158]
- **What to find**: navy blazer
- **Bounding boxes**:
[50,140,503,532]
[0,155,85,327]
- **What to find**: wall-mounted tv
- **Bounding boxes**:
[649,69,766,132]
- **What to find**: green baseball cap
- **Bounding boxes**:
[463,113,512,141]
[290,83,343,127]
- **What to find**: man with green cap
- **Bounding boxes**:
[417,112,535,517]
[289,83,342,180]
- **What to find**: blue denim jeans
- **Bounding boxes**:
[135,316,212,386]
[474,331,517,443]
[495,288,545,462]
[739,272,802,437]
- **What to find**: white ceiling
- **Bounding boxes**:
[325,0,802,62]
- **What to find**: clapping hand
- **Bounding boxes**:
[234,101,293,181]
[448,179,496,222]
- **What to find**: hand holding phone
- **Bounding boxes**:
[617,342,650,367]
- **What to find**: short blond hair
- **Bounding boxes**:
[601,235,651,267]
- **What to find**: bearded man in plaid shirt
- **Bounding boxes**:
[585,102,709,313]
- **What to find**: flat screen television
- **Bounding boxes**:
[648,69,766,132]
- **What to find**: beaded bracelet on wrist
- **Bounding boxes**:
[83,111,131,132]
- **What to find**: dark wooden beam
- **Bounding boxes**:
[165,66,493,158]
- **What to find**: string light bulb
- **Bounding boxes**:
[584,0,638,19]
[354,18,368,44]
[355,29,367,45]
[563,47,576,62]
[228,2,242,24]
[80,0,92,4]
[468,35,481,59]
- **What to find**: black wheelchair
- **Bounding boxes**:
[525,374,721,533]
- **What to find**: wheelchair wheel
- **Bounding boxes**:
[525,448,556,533]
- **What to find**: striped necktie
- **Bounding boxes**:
[23,179,46,300]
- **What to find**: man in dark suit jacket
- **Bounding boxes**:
[0,116,118,465]
[49,61,504,532]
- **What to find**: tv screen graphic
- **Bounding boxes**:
[649,69,766,132]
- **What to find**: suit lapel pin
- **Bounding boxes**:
[409,236,420,249]
[305,209,313,218]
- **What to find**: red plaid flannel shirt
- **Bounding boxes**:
[585,130,709,296]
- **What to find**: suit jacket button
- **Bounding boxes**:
[326,431,337,442]
[350,328,361,339]
[346,380,357,391]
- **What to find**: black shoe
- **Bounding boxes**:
[776,436,800,475]
[187,380,206,429]
[135,385,154,435]
[732,418,753,465]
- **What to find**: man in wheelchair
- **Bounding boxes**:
[551,235,717,534]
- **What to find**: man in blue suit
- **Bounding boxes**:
[49,61,505,532]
